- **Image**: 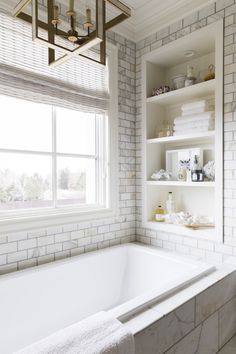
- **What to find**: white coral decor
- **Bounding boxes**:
[203,161,215,181]
[151,169,172,180]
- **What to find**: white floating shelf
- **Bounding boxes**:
[146,79,215,105]
[147,131,215,145]
[147,181,215,187]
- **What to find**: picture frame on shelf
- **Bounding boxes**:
[166,148,203,181]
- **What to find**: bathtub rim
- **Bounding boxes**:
[0,242,215,282]
[0,242,215,322]
[107,243,216,321]
[109,262,215,322]
[0,242,213,282]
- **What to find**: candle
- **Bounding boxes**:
[53,5,59,20]
[69,0,74,12]
[84,8,92,29]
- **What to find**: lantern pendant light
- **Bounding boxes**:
[13,0,131,67]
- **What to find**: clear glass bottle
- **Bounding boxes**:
[166,192,175,215]
[155,205,165,222]
[185,65,196,87]
[166,123,173,137]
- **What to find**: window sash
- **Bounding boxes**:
[0,103,108,214]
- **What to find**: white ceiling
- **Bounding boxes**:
[123,0,152,10]
[116,0,216,41]
[1,0,215,42]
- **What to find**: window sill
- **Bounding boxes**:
[0,206,117,234]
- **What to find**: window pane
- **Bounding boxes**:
[57,157,96,206]
[0,153,52,210]
[56,107,96,155]
[0,95,52,152]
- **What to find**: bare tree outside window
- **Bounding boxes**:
[0,95,106,212]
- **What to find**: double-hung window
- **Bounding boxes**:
[0,96,108,211]
[0,11,118,229]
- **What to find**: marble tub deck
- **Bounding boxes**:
[123,259,236,354]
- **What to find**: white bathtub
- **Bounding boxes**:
[0,243,215,353]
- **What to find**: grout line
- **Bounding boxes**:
[217,333,236,353]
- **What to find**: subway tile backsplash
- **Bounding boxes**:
[1,1,236,274]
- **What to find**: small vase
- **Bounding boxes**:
[178,168,187,181]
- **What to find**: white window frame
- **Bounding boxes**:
[0,44,119,233]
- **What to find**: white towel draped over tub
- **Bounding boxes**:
[14,311,135,354]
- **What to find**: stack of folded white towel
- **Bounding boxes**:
[173,100,215,136]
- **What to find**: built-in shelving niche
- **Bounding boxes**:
[141,20,223,241]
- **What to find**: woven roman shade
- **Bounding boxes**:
[0,11,109,113]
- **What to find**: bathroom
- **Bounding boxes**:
[0,0,236,353]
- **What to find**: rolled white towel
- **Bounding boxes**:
[14,311,135,354]
[181,100,208,112]
[174,111,215,124]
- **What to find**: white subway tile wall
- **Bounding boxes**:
[0,28,136,275]
[1,0,236,274]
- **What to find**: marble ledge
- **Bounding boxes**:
[124,263,236,336]
[195,270,236,325]
[134,299,195,354]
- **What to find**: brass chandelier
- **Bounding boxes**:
[13,0,131,67]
